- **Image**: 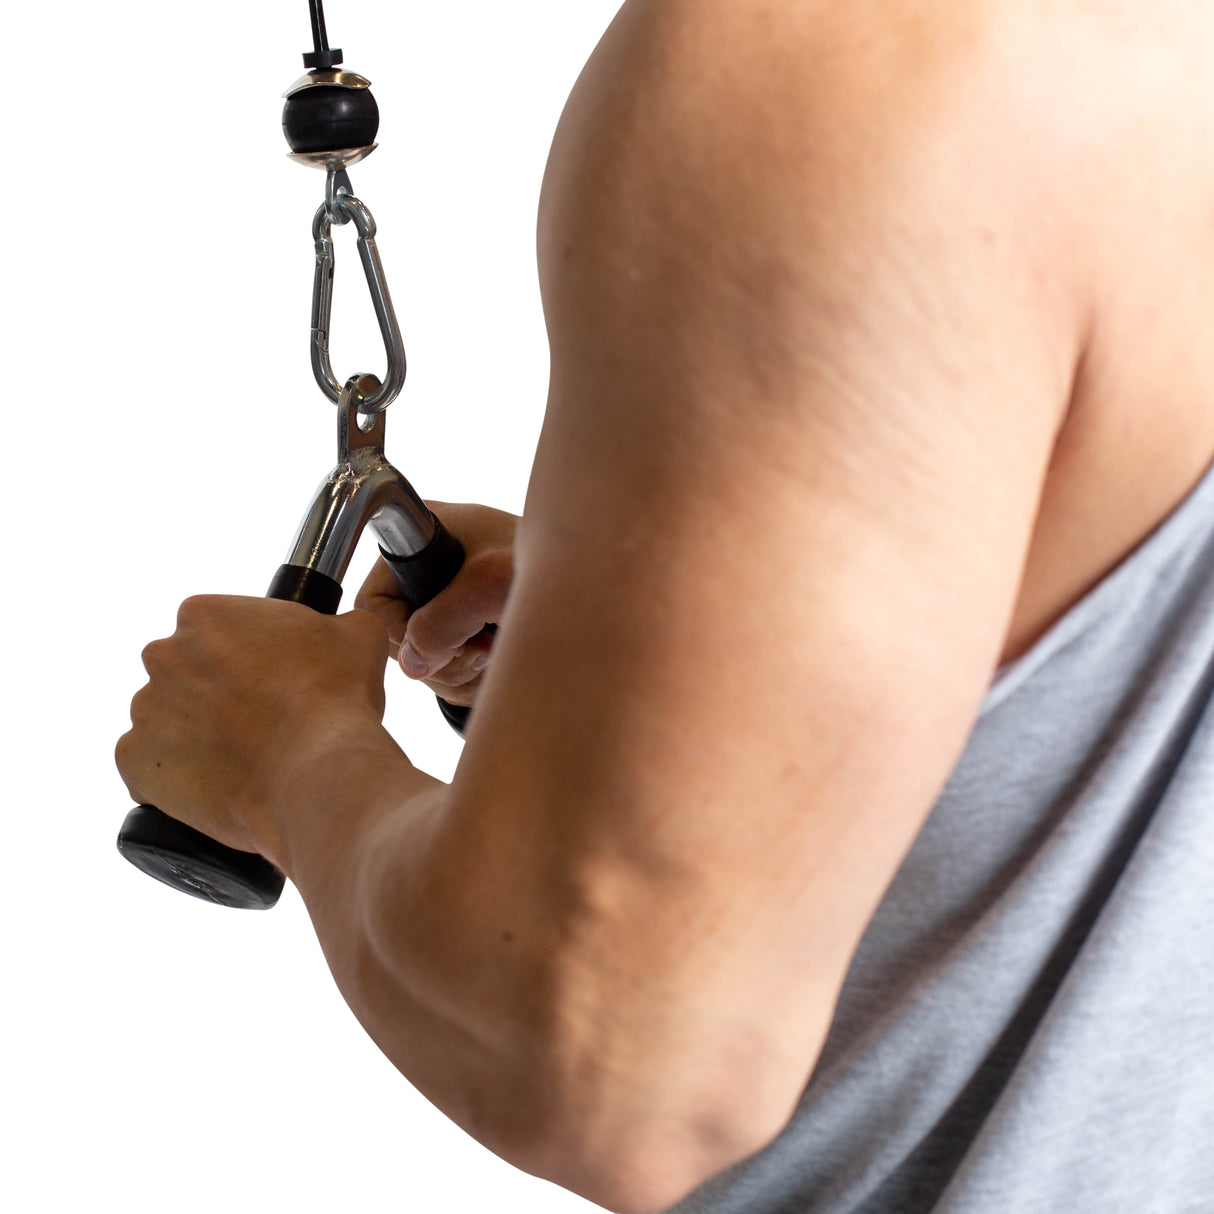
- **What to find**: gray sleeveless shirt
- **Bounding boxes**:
[673,454,1214,1214]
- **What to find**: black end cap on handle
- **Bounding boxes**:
[117,805,286,910]
[436,696,472,736]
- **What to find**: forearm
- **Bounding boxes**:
[259,726,511,1126]
[255,718,778,1213]
[257,725,590,1196]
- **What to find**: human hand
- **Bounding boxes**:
[115,596,392,862]
[355,501,518,709]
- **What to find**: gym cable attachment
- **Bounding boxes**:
[117,0,491,910]
[310,185,406,414]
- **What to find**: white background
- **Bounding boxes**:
[6,2,621,1210]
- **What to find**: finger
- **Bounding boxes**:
[401,553,510,675]
[422,669,483,709]
[115,729,147,806]
[140,637,168,676]
[412,633,495,687]
[128,681,156,728]
[342,607,392,664]
[354,557,413,649]
[422,500,518,548]
[354,555,404,610]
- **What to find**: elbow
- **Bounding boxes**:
[569,1157,700,1214]
[515,1102,789,1214]
[569,1158,717,1214]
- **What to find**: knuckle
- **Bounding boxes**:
[429,681,477,708]
[348,608,389,649]
[468,547,513,591]
[140,637,168,670]
[176,594,225,631]
[128,683,152,721]
[440,665,481,690]
[353,558,391,611]
[114,730,138,785]
[176,595,205,624]
[405,612,441,656]
[353,604,386,631]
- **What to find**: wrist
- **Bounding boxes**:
[254,713,438,895]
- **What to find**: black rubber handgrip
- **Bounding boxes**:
[378,515,493,739]
[378,514,466,612]
[115,566,345,910]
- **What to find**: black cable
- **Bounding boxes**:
[309,0,330,56]
[303,0,343,69]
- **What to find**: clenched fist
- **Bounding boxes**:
[115,595,392,863]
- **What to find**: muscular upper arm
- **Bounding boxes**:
[418,2,1084,1205]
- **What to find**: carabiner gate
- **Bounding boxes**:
[311,186,407,414]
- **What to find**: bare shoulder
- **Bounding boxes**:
[535,0,1090,386]
[537,0,1214,675]
[538,0,1085,213]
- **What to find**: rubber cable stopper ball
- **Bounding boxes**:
[283,86,379,155]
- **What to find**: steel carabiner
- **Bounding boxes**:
[311,185,407,414]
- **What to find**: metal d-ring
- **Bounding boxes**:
[311,184,407,415]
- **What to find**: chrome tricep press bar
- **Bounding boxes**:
[117,0,484,910]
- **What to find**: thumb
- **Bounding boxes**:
[352,557,413,652]
[399,586,496,677]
